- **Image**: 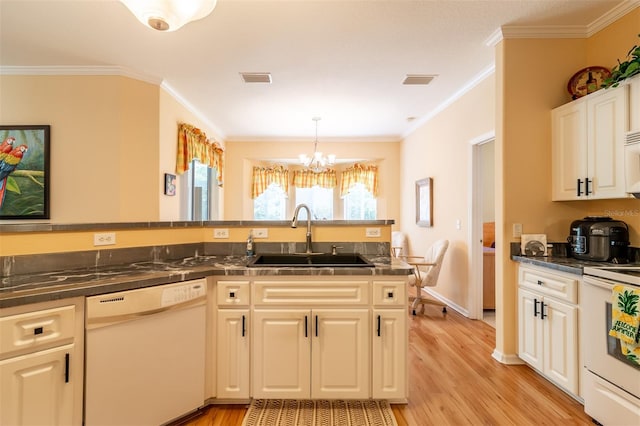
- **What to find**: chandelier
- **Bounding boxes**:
[299,117,336,172]
[120,0,217,32]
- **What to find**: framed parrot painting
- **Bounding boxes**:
[0,125,50,219]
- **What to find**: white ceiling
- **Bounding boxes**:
[0,0,636,141]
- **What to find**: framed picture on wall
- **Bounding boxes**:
[164,173,176,196]
[416,177,433,227]
[0,125,50,219]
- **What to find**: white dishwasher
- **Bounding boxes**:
[85,279,206,426]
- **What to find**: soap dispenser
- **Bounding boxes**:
[246,231,254,257]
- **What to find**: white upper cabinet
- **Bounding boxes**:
[630,76,640,132]
[552,84,629,200]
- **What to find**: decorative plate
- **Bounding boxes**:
[567,66,611,100]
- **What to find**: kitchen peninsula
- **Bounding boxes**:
[0,220,413,425]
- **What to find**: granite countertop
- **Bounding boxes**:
[0,255,413,309]
[511,254,636,275]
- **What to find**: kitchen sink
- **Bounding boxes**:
[247,253,374,267]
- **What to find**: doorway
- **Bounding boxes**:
[468,132,495,325]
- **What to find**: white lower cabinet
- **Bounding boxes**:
[216,309,250,399]
[216,281,251,400]
[215,276,408,402]
[372,309,406,399]
[517,265,579,397]
[0,298,84,426]
[252,308,369,399]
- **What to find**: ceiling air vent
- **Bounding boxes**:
[240,72,272,83]
[402,74,436,85]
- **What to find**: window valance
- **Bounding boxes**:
[292,169,337,189]
[252,165,289,199]
[340,163,378,197]
[176,123,224,185]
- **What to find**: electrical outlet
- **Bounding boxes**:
[253,228,268,238]
[94,232,116,246]
[213,228,229,238]
[365,227,381,237]
[513,223,523,238]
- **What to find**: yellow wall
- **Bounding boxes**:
[400,75,496,310]
[224,140,401,224]
[497,9,639,358]
[158,87,225,221]
[0,225,389,256]
[0,75,160,222]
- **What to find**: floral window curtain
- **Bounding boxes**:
[292,169,337,189]
[252,165,290,199]
[176,123,224,185]
[340,163,379,197]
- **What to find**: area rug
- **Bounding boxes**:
[241,399,398,426]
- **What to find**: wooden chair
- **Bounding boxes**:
[402,239,449,315]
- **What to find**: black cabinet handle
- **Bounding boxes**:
[585,178,592,196]
[534,298,539,317]
[577,179,583,196]
[541,302,547,319]
[305,315,308,338]
[315,315,318,337]
[377,315,381,337]
[242,315,246,337]
[34,326,43,335]
[64,353,70,383]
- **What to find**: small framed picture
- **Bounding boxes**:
[416,177,433,227]
[164,173,176,196]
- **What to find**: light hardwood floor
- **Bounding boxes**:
[180,306,592,426]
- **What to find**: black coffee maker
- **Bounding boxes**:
[567,216,630,263]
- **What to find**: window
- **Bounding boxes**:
[186,159,218,220]
[295,186,333,220]
[343,182,376,220]
[253,183,287,220]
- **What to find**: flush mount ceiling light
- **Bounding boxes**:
[299,117,336,173]
[120,0,217,32]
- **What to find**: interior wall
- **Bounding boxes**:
[0,75,161,223]
[224,140,401,224]
[158,87,225,221]
[497,8,639,358]
[400,75,496,312]
[481,141,495,222]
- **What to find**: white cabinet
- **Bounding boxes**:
[371,280,407,399]
[0,298,84,426]
[517,265,579,396]
[216,281,250,399]
[552,84,628,200]
[630,76,640,132]
[252,308,370,399]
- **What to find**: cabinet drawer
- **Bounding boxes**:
[518,265,578,304]
[372,281,406,307]
[253,281,369,306]
[0,305,75,356]
[217,281,251,307]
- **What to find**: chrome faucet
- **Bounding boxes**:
[291,203,313,254]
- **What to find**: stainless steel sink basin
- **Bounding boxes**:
[247,253,374,267]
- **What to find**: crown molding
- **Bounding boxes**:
[0,65,162,85]
[486,0,639,44]
[160,81,226,142]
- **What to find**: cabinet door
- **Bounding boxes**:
[372,309,406,399]
[252,309,310,399]
[587,85,628,199]
[518,288,543,371]
[552,100,588,200]
[630,76,640,132]
[0,344,74,426]
[216,309,250,399]
[311,309,369,399]
[542,298,578,395]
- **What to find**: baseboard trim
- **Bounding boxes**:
[420,288,469,317]
[491,350,524,365]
